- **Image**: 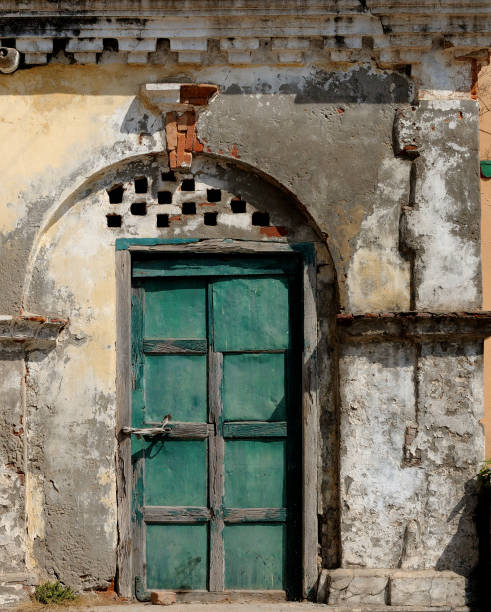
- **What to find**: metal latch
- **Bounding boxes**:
[121,414,171,438]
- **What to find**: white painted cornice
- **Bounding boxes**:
[0,1,489,67]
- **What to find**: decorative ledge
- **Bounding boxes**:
[0,315,68,350]
[337,311,491,342]
[0,3,490,68]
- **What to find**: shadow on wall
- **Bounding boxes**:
[435,478,483,607]
[0,64,414,104]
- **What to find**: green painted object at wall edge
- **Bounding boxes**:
[481,161,491,178]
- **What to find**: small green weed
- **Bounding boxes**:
[34,581,77,605]
[478,458,491,489]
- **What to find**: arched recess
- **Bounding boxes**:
[23,153,338,599]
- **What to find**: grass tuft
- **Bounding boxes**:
[34,582,77,605]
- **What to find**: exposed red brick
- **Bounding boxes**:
[185,123,196,151]
[259,226,288,237]
[12,426,23,437]
[24,315,46,322]
[471,59,479,100]
[169,150,178,169]
[403,144,418,152]
[193,134,204,153]
[169,215,182,222]
[176,132,186,166]
[230,143,240,158]
[199,201,216,207]
[180,84,218,105]
[337,107,345,114]
[165,112,178,151]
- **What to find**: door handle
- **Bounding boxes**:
[121,414,172,438]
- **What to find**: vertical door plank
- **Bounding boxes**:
[209,350,225,592]
[116,250,132,598]
[302,256,319,598]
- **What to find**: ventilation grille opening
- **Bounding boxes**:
[252,212,270,226]
[182,202,196,215]
[181,178,195,192]
[107,185,124,204]
[158,191,172,204]
[204,212,218,226]
[207,188,221,202]
[131,202,147,216]
[134,177,148,193]
[157,214,169,228]
[107,214,122,228]
[162,171,176,182]
[231,198,246,213]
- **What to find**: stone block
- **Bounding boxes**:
[170,38,207,52]
[127,52,149,64]
[24,53,48,65]
[220,38,259,50]
[74,52,98,64]
[278,51,304,64]
[324,569,388,605]
[118,38,157,52]
[390,570,466,607]
[16,38,53,53]
[227,50,253,64]
[150,590,177,605]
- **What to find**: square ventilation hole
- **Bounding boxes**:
[181,178,195,191]
[231,198,246,213]
[107,185,124,204]
[252,212,270,226]
[204,212,218,226]
[162,171,176,182]
[207,188,221,202]
[158,191,173,204]
[182,202,196,215]
[134,177,148,193]
[157,214,169,228]
[131,202,147,216]
[107,214,122,228]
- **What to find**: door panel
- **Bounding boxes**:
[212,277,289,351]
[145,440,208,507]
[146,523,208,590]
[224,524,286,590]
[131,255,301,599]
[144,354,207,423]
[222,353,286,421]
[144,278,207,338]
[224,439,286,508]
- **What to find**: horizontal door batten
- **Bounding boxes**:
[144,506,211,523]
[224,507,287,523]
[143,338,207,354]
[223,422,287,438]
[133,258,295,277]
[140,422,211,439]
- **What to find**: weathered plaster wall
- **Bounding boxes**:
[0,47,485,607]
[0,351,28,604]
[479,64,491,457]
[339,340,483,575]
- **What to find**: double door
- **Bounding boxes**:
[131,255,301,598]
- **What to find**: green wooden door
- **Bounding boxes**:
[131,255,301,598]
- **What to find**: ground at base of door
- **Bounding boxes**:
[13,602,472,612]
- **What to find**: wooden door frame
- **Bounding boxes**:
[115,238,320,600]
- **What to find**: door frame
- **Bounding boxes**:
[115,238,320,600]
